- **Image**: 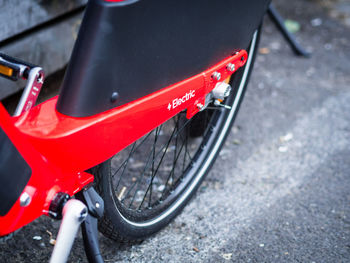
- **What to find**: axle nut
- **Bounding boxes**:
[212,82,232,101]
[226,63,235,72]
[211,71,221,81]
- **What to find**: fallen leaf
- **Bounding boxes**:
[285,19,300,33]
[46,230,56,246]
[259,47,270,55]
[193,247,200,253]
[233,139,241,145]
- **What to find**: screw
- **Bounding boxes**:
[226,63,235,72]
[241,56,245,61]
[20,192,31,207]
[212,72,221,81]
[214,99,232,110]
[36,73,44,84]
[95,202,100,208]
[111,92,119,103]
[79,208,88,222]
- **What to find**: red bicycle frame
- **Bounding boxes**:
[0,50,247,236]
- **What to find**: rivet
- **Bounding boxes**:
[212,72,221,81]
[20,192,31,207]
[111,92,119,103]
[95,202,100,208]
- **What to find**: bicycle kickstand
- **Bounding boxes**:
[76,187,105,263]
[267,3,311,58]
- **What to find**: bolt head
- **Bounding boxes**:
[212,72,221,81]
[20,192,31,207]
[111,92,119,103]
[226,63,235,72]
[79,208,88,222]
[36,73,44,84]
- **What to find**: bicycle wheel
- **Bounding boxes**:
[94,28,261,242]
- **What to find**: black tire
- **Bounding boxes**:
[94,29,261,242]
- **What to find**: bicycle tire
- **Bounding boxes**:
[94,28,261,242]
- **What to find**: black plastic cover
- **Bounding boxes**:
[57,0,271,117]
[0,127,31,216]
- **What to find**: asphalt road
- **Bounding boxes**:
[1,0,350,262]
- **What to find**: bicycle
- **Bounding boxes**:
[0,1,308,262]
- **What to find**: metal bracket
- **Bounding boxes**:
[0,53,45,116]
[14,67,44,116]
[185,50,247,119]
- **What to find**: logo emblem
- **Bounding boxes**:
[167,90,195,110]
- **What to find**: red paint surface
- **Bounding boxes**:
[0,50,247,236]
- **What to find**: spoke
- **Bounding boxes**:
[171,116,191,174]
[184,135,193,163]
[160,116,183,196]
[148,126,160,208]
[123,126,163,207]
[115,142,136,191]
[173,112,216,187]
[120,117,192,209]
[204,110,210,134]
[139,115,184,208]
[112,131,153,179]
[182,126,189,173]
[137,122,178,209]
[170,116,180,187]
[160,137,187,199]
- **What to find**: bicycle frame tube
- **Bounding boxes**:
[0,50,246,236]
